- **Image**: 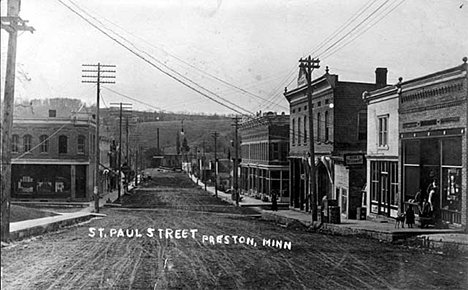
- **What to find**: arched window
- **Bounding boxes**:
[59,135,68,154]
[23,135,32,152]
[12,134,19,152]
[77,135,85,154]
[40,135,49,153]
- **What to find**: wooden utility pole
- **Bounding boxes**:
[109,102,132,202]
[82,63,116,213]
[299,56,320,222]
[232,116,241,206]
[1,0,34,242]
[202,140,207,191]
[212,132,219,197]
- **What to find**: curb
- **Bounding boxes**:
[10,213,103,241]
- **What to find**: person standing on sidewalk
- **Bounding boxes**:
[271,190,278,211]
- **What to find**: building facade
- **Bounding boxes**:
[239,112,290,202]
[10,99,97,201]
[284,67,386,218]
[399,59,467,229]
[363,78,401,218]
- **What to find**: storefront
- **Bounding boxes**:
[401,130,463,225]
[11,163,90,200]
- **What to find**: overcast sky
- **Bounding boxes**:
[1,0,467,115]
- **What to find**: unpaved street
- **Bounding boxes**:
[2,172,467,289]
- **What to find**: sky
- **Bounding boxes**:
[1,0,467,115]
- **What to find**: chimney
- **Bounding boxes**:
[375,67,388,86]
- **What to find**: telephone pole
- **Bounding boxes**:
[1,0,34,242]
[212,132,219,197]
[232,116,241,206]
[110,102,132,202]
[202,140,207,191]
[82,63,116,213]
[299,56,320,222]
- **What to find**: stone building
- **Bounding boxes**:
[10,99,98,201]
[239,112,290,202]
[284,66,386,218]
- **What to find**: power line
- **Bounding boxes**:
[66,0,285,110]
[56,0,253,116]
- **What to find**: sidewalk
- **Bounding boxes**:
[8,189,123,241]
[188,173,468,252]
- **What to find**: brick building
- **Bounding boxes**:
[239,112,290,202]
[284,67,386,218]
[10,99,99,201]
[399,59,467,229]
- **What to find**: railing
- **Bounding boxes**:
[440,208,462,225]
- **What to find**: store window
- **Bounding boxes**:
[77,135,85,154]
[12,134,19,152]
[59,135,68,154]
[23,135,32,152]
[40,135,49,153]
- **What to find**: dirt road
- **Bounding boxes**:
[2,172,467,289]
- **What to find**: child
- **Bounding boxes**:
[405,205,415,228]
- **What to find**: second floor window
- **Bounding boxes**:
[23,135,32,152]
[40,135,49,153]
[317,113,321,141]
[297,117,301,145]
[78,135,85,154]
[378,116,388,147]
[325,111,330,141]
[292,119,295,145]
[12,134,19,152]
[59,135,68,154]
[358,111,367,141]
[303,117,307,144]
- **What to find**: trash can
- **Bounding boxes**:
[356,207,367,220]
[329,206,341,224]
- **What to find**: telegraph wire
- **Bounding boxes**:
[321,0,407,60]
[65,0,251,115]
[56,0,252,116]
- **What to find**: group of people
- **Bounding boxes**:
[405,180,438,228]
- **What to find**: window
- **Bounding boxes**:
[12,134,19,152]
[378,115,388,147]
[325,111,329,141]
[40,135,49,153]
[297,117,301,145]
[23,135,32,152]
[59,135,68,153]
[317,113,321,141]
[292,119,295,145]
[77,135,85,154]
[303,116,307,144]
[49,110,56,117]
[358,111,367,141]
